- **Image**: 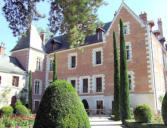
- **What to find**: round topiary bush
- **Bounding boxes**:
[162,92,167,125]
[134,104,152,123]
[34,80,91,128]
[15,101,22,107]
[0,106,13,116]
[15,105,29,116]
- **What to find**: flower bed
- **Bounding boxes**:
[0,114,35,128]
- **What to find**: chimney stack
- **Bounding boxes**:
[0,43,5,56]
[158,18,163,36]
[139,12,147,24]
[40,32,46,44]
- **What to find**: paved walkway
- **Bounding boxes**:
[89,116,124,128]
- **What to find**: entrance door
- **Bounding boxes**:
[97,100,103,114]
[11,96,17,107]
[35,101,40,112]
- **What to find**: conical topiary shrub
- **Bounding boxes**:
[33,80,91,128]
[162,92,167,125]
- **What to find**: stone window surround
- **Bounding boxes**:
[68,53,77,70]
[36,57,43,71]
[92,74,105,93]
[118,21,130,35]
[128,71,135,91]
[92,47,103,67]
[34,79,42,95]
[67,77,78,90]
[79,76,90,94]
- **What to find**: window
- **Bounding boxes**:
[128,75,132,90]
[34,80,41,95]
[93,48,103,66]
[71,56,76,68]
[83,78,88,93]
[0,76,1,84]
[71,80,76,88]
[68,53,77,69]
[12,76,19,87]
[126,43,132,60]
[96,77,102,92]
[96,100,103,114]
[36,57,42,71]
[96,51,102,64]
[50,59,53,71]
[124,22,130,35]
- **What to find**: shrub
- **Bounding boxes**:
[15,105,29,116]
[15,101,22,107]
[162,92,167,125]
[134,104,152,123]
[0,106,13,116]
[34,80,91,128]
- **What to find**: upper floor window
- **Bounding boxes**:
[96,77,102,92]
[0,76,1,84]
[36,57,43,71]
[126,42,132,61]
[34,80,42,95]
[71,80,76,88]
[124,22,130,35]
[12,76,19,87]
[68,53,77,69]
[80,76,90,94]
[50,59,53,71]
[83,78,88,93]
[67,77,77,90]
[93,74,104,93]
[93,48,103,66]
[128,74,132,90]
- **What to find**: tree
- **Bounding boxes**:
[34,80,91,128]
[28,71,32,110]
[113,31,121,120]
[49,0,105,47]
[53,53,57,81]
[162,92,167,125]
[3,0,45,36]
[119,18,131,123]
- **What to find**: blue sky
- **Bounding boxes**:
[0,0,167,55]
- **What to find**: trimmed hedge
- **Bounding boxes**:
[0,106,13,116]
[134,104,152,123]
[14,101,22,107]
[162,92,167,125]
[34,80,91,128]
[15,105,29,116]
[125,120,167,128]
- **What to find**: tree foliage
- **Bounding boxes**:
[3,0,45,36]
[53,53,57,81]
[162,92,167,125]
[49,0,104,47]
[119,18,131,123]
[113,31,121,120]
[28,71,32,110]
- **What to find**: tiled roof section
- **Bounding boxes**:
[0,55,26,75]
[45,22,112,53]
[11,32,30,52]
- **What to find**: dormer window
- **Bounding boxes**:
[96,28,105,41]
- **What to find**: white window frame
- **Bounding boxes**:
[49,58,54,72]
[68,53,77,69]
[67,77,77,90]
[92,74,105,93]
[79,76,90,94]
[128,71,135,91]
[92,47,103,66]
[34,79,42,95]
[126,42,132,61]
[118,22,130,35]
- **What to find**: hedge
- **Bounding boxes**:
[0,106,13,116]
[125,120,167,128]
[34,80,91,128]
[15,105,30,116]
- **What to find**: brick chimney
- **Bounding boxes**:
[40,32,46,44]
[0,43,5,55]
[158,18,163,36]
[139,12,147,23]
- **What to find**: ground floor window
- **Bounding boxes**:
[34,100,40,112]
[96,100,103,114]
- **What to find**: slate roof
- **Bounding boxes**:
[11,32,30,52]
[0,55,26,75]
[45,22,112,53]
